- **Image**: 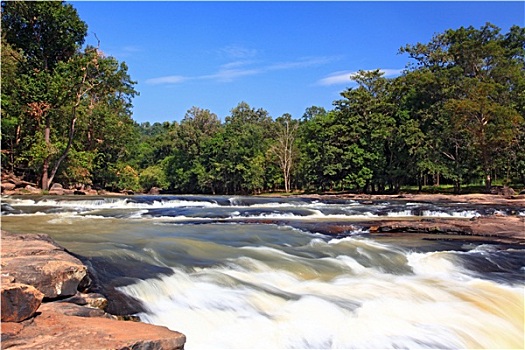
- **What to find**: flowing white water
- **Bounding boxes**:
[2,195,524,349]
[120,238,524,349]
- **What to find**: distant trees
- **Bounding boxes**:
[2,10,523,195]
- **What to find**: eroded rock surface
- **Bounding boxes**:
[1,283,44,322]
[1,302,186,350]
[1,231,186,349]
[1,231,87,299]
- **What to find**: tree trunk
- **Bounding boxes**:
[484,172,492,193]
[47,110,78,189]
[41,118,51,191]
[454,180,461,194]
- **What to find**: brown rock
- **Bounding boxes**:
[1,302,186,350]
[365,216,525,243]
[62,292,108,310]
[148,187,161,195]
[1,231,88,298]
[1,283,44,322]
[1,182,16,191]
[24,185,41,194]
[0,230,187,349]
[48,183,64,195]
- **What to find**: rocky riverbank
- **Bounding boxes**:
[1,231,186,349]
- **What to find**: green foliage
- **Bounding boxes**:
[2,11,523,194]
[139,165,169,191]
[1,1,138,192]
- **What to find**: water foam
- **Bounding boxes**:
[119,246,524,349]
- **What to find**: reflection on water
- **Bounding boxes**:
[1,195,524,349]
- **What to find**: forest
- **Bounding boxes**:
[2,1,524,195]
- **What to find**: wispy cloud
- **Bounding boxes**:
[146,55,338,85]
[218,45,258,59]
[317,68,403,86]
[317,70,355,86]
[146,75,188,85]
[199,63,261,82]
[268,56,337,71]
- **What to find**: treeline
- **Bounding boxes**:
[2,2,524,194]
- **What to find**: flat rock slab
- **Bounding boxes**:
[366,216,525,243]
[1,302,186,350]
[1,231,87,298]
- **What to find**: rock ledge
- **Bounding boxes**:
[1,231,186,350]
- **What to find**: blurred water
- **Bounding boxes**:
[2,195,524,349]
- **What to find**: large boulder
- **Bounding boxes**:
[1,283,44,322]
[48,183,64,195]
[1,231,88,299]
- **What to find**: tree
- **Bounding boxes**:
[164,107,220,193]
[268,113,299,193]
[1,1,138,191]
[335,70,396,192]
[401,23,525,192]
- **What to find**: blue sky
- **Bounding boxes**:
[70,1,524,123]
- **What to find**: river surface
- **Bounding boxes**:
[1,195,524,349]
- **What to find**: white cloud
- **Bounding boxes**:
[317,68,403,86]
[146,55,339,85]
[200,66,261,82]
[146,75,188,85]
[381,69,403,77]
[268,56,337,71]
[317,70,355,86]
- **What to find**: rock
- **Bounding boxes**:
[1,302,186,350]
[1,182,16,191]
[148,187,161,195]
[50,183,63,190]
[365,216,525,243]
[490,186,515,196]
[62,292,108,310]
[48,183,64,195]
[1,231,88,299]
[74,190,86,195]
[1,172,37,189]
[41,301,109,318]
[0,230,187,350]
[24,185,41,194]
[1,283,44,322]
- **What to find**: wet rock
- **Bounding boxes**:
[1,231,88,299]
[1,283,44,322]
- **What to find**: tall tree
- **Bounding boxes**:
[268,113,299,193]
[401,23,525,192]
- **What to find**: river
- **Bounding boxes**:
[1,195,524,349]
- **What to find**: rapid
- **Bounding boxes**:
[1,195,524,349]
